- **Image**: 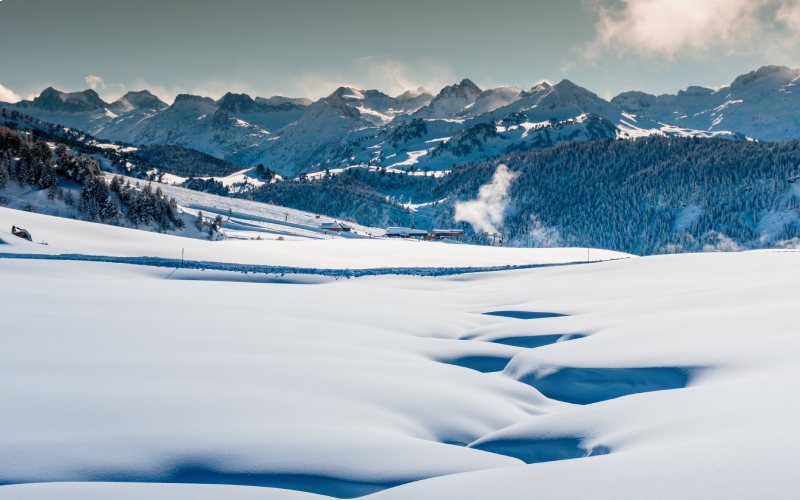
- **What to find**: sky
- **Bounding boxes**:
[1,0,799,103]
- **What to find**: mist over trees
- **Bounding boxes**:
[432,137,800,254]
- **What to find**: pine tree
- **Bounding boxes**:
[15,144,36,186]
[208,215,224,240]
[78,176,114,221]
[0,152,10,188]
[110,175,123,194]
[195,211,205,231]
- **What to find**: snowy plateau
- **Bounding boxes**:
[1,203,799,499]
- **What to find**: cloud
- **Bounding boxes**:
[288,57,456,99]
[85,74,106,91]
[0,83,21,103]
[777,0,800,31]
[583,0,800,60]
[454,164,519,234]
[84,74,130,101]
[357,58,455,96]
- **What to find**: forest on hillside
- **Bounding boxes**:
[432,137,800,254]
[180,137,800,254]
[0,127,184,232]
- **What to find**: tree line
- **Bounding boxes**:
[0,126,184,232]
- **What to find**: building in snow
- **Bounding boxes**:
[428,229,465,240]
[385,227,429,239]
[320,221,352,232]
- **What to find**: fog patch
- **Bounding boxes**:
[454,164,519,234]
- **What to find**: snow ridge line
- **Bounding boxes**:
[0,253,625,278]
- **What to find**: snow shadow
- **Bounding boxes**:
[436,353,514,373]
[437,334,587,372]
[83,466,404,499]
[484,311,567,320]
[519,367,691,405]
[470,437,610,464]
[168,270,331,285]
[490,333,585,349]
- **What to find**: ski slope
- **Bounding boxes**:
[123,176,380,241]
[0,174,376,243]
[1,209,798,500]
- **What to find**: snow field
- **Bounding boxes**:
[0,209,798,499]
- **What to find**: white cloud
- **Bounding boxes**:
[777,0,800,31]
[0,83,21,103]
[454,164,519,235]
[584,0,800,60]
[85,74,106,91]
[288,57,456,99]
[356,57,454,96]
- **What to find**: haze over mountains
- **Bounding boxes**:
[2,65,799,177]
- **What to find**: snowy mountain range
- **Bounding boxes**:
[2,65,798,176]
[612,65,800,141]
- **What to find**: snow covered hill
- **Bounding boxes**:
[0,213,797,499]
[0,207,627,268]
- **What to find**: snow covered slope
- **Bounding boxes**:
[0,207,626,269]
[0,232,797,499]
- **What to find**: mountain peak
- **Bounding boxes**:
[731,65,800,88]
[114,90,167,111]
[550,79,605,100]
[435,79,482,100]
[173,94,215,104]
[171,94,216,111]
[216,92,261,113]
[553,79,580,90]
[677,86,714,97]
[32,87,107,112]
[329,86,365,100]
[530,81,553,93]
[409,79,483,120]
[396,87,429,100]
[436,79,478,96]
